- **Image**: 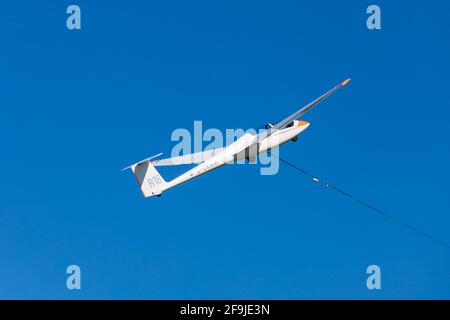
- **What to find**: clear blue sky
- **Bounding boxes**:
[1,1,449,299]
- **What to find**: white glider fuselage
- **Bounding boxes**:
[124,78,351,198]
[147,120,310,197]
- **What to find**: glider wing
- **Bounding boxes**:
[272,78,351,130]
[151,147,224,166]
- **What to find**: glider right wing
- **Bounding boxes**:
[272,78,351,130]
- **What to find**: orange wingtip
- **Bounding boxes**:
[341,78,351,86]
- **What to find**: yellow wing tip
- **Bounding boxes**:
[341,78,351,86]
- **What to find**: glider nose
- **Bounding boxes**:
[298,120,310,128]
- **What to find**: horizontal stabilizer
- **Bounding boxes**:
[121,152,163,171]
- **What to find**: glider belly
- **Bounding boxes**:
[165,157,226,190]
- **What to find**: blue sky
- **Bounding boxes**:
[1,1,450,299]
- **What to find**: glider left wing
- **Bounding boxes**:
[152,147,224,166]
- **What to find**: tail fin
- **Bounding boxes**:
[122,153,167,197]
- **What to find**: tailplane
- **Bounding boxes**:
[122,153,167,197]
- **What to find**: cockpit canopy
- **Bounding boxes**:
[285,121,295,128]
[257,121,295,130]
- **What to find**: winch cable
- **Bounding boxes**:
[275,155,450,251]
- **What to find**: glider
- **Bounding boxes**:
[123,78,351,197]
